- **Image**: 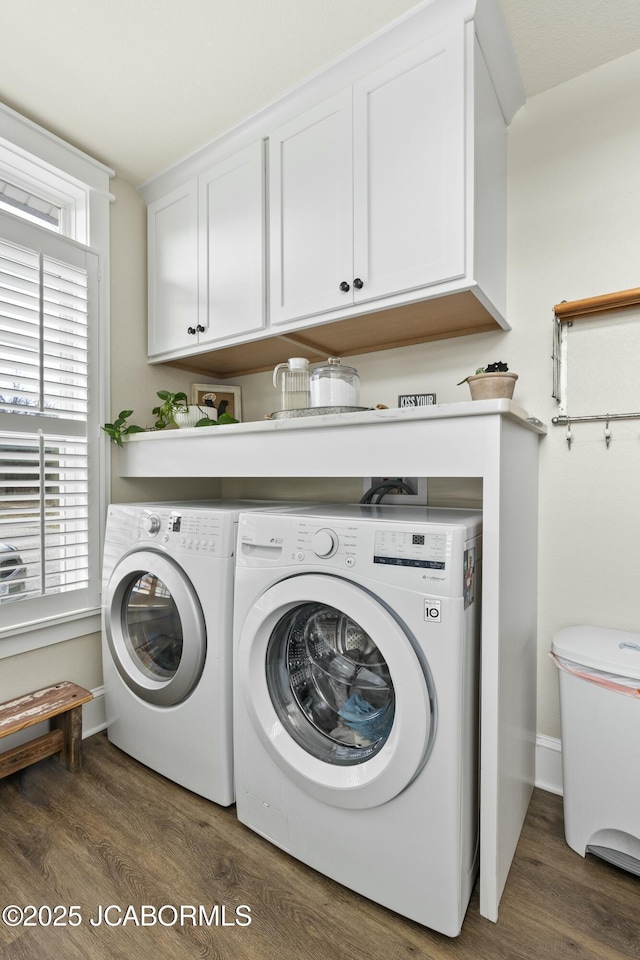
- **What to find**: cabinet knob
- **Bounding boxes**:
[353,278,364,289]
[196,325,205,333]
[339,281,350,293]
[187,326,197,335]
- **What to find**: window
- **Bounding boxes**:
[0,213,101,630]
[0,177,62,232]
[0,101,112,650]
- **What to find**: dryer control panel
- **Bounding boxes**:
[134,508,235,557]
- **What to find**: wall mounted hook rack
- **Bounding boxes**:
[552,286,640,443]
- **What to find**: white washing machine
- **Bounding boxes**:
[102,500,288,805]
[233,503,482,937]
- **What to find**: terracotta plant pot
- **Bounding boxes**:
[466,372,518,401]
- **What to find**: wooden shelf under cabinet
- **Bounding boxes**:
[161,290,501,379]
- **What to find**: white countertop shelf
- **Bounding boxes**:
[117,399,546,478]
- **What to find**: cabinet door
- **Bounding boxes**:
[147,181,199,357]
[198,141,266,344]
[352,26,466,304]
[269,89,353,325]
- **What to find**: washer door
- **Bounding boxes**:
[104,549,206,706]
[237,574,435,809]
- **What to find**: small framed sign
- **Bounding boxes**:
[191,383,242,421]
[398,393,437,408]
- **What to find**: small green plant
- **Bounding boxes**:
[101,410,145,446]
[476,361,509,374]
[152,390,188,429]
[458,361,510,385]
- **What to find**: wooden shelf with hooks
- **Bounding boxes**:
[552,284,640,426]
[554,286,640,321]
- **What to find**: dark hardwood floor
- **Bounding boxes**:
[0,732,638,960]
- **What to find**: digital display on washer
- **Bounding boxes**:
[373,529,447,569]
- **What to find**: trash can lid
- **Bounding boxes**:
[552,625,640,680]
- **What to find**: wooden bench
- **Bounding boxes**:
[0,682,93,779]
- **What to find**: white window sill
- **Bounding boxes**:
[0,608,102,659]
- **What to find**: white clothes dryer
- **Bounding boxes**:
[102,500,287,805]
[233,504,482,936]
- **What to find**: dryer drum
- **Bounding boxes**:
[123,574,183,680]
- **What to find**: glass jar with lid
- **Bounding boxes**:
[310,357,360,408]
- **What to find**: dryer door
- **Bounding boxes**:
[237,574,435,809]
[104,549,206,706]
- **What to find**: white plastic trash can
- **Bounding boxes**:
[552,625,640,876]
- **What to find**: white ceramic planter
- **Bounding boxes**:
[173,406,215,428]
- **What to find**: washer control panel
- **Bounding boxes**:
[236,510,477,596]
[294,521,358,567]
[373,529,449,570]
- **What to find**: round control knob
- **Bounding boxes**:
[311,528,338,558]
[145,514,161,535]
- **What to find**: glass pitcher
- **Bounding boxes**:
[273,357,311,411]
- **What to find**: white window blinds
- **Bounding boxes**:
[0,212,100,626]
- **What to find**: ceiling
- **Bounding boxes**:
[2,0,640,185]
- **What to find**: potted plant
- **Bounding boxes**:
[170,391,240,428]
[153,389,236,428]
[151,389,190,428]
[458,362,518,400]
[102,390,240,444]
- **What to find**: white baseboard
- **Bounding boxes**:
[83,684,106,737]
[535,734,563,796]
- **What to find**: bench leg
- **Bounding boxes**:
[52,705,84,772]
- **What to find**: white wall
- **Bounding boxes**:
[225,47,640,741]
[0,635,102,703]
[508,48,640,737]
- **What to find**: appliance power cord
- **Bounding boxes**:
[360,480,416,504]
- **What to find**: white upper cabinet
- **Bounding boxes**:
[352,26,465,305]
[147,181,199,358]
[140,0,524,375]
[147,142,265,359]
[269,91,353,325]
[270,25,466,327]
[198,140,266,345]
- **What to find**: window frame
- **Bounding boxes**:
[0,100,113,659]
